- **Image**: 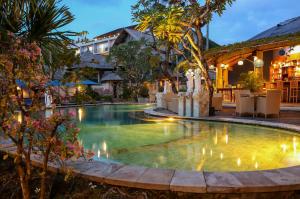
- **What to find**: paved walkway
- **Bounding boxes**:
[155,107,300,126]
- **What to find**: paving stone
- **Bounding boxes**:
[104,165,147,187]
[170,170,206,193]
[204,172,243,193]
[81,162,123,183]
[231,171,277,192]
[135,168,175,190]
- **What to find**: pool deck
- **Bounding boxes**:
[1,106,300,197]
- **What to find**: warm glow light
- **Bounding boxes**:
[78,108,83,122]
[214,133,218,145]
[281,144,288,153]
[210,150,213,157]
[293,137,297,154]
[17,86,21,91]
[77,86,82,91]
[237,158,241,167]
[102,142,107,152]
[97,150,101,158]
[202,147,206,155]
[220,153,224,160]
[255,162,259,169]
[168,117,175,122]
[290,45,300,55]
[238,60,244,66]
[209,65,215,70]
[17,113,22,123]
[224,134,229,144]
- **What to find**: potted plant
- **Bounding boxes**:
[239,72,264,93]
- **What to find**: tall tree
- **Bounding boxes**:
[133,0,234,114]
[107,39,160,100]
[132,1,181,93]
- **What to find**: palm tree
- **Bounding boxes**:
[0,0,76,66]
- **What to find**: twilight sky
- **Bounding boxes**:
[63,0,300,45]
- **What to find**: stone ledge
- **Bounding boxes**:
[2,112,300,194]
[144,108,300,133]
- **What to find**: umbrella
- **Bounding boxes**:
[80,80,98,85]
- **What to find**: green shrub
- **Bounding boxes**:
[139,86,149,98]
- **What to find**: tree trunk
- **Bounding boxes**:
[40,147,51,199]
[17,165,30,199]
[16,145,31,199]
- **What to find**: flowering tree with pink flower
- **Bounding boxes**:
[0,32,93,199]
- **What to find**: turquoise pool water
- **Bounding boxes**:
[67,104,300,172]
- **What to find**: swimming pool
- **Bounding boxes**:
[66,104,300,172]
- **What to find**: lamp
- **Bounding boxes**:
[238,60,244,66]
[254,58,264,68]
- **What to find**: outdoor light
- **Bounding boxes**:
[168,117,175,121]
[238,60,244,66]
[209,65,215,70]
[254,58,264,68]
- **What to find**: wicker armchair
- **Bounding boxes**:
[235,90,254,116]
[256,89,281,118]
[212,93,223,111]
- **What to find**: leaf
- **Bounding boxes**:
[3,154,8,160]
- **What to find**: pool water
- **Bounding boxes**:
[66,104,300,172]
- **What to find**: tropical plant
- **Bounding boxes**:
[132,0,235,115]
[0,32,93,199]
[0,0,76,72]
[239,72,264,92]
[107,40,159,100]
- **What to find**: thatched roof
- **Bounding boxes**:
[101,72,123,82]
[250,16,300,40]
[205,17,300,65]
[205,32,300,65]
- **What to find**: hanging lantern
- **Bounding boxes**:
[238,60,244,66]
[254,59,264,68]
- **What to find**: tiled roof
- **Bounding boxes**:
[72,51,113,70]
[94,25,137,40]
[250,16,300,41]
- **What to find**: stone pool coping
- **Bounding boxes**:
[1,109,300,194]
[144,108,300,133]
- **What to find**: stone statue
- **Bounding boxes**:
[163,81,172,94]
[194,68,202,94]
[186,69,194,93]
[45,91,52,109]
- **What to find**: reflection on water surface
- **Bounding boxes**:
[64,105,300,172]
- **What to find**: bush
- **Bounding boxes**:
[139,86,149,98]
[121,86,132,100]
[86,86,102,101]
[101,95,113,102]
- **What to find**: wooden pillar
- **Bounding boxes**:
[216,65,223,88]
[223,68,229,88]
[255,51,264,78]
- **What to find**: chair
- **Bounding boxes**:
[289,80,299,103]
[235,90,254,116]
[276,81,289,102]
[256,90,281,118]
[212,93,223,111]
